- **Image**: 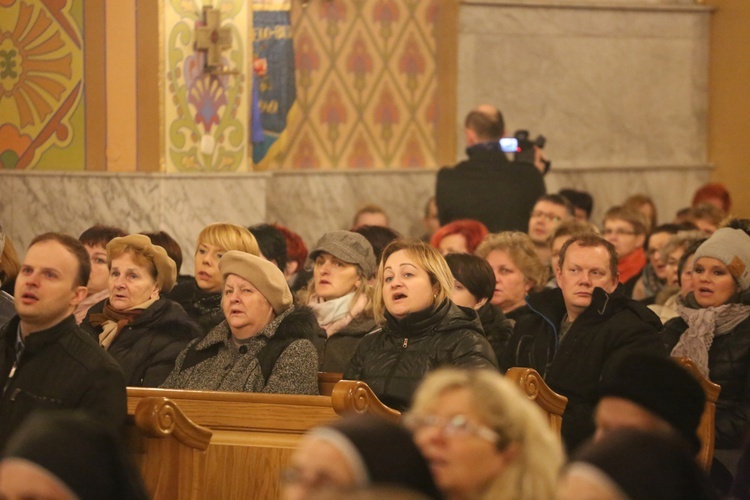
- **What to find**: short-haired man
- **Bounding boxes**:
[602,206,648,287]
[595,353,705,454]
[501,234,664,451]
[435,105,546,233]
[558,188,594,222]
[0,233,127,449]
[351,204,390,229]
[527,194,573,265]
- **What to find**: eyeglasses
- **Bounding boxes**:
[602,228,638,237]
[403,413,505,446]
[530,211,562,223]
[280,468,348,491]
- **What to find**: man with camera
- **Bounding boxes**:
[435,104,546,233]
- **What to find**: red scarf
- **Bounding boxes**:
[618,247,646,284]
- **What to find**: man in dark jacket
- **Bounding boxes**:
[501,234,664,452]
[435,105,546,233]
[0,233,127,449]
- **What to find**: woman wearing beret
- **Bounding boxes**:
[300,230,377,373]
[82,234,201,387]
[168,222,260,334]
[162,251,319,394]
[344,240,497,411]
[662,223,750,475]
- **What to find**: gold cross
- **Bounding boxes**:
[195,6,232,70]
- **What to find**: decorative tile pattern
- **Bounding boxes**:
[254,0,444,170]
[0,0,84,170]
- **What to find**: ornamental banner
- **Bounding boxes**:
[251,0,296,166]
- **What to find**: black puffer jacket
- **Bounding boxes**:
[82,298,201,387]
[313,314,378,373]
[502,285,664,451]
[477,302,513,364]
[344,300,498,411]
[662,291,750,449]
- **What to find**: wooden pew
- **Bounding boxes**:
[505,367,568,437]
[672,356,722,471]
[126,380,397,499]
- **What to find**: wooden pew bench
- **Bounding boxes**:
[126,379,398,500]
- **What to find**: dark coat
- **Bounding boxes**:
[502,285,665,451]
[662,295,750,450]
[435,144,546,233]
[161,305,319,395]
[167,280,224,334]
[0,290,14,332]
[477,302,514,364]
[344,300,498,411]
[0,315,127,449]
[313,314,377,373]
[82,298,201,387]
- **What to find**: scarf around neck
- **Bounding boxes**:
[618,247,646,284]
[90,297,158,350]
[309,291,366,337]
[671,295,750,377]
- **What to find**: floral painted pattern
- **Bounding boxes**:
[0,0,83,169]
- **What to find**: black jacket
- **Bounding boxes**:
[344,300,498,411]
[662,292,750,450]
[313,314,377,373]
[436,143,546,233]
[0,315,127,449]
[502,285,665,451]
[477,303,514,363]
[82,298,201,387]
[167,280,224,334]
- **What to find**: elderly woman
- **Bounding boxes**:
[430,219,488,256]
[162,251,319,394]
[81,234,200,387]
[475,232,547,324]
[168,222,259,334]
[283,414,440,499]
[445,253,513,363]
[663,225,750,476]
[405,368,564,500]
[344,240,497,411]
[300,231,377,373]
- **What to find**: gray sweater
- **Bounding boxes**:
[161,306,319,395]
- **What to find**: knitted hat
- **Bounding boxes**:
[220,250,293,314]
[2,412,148,500]
[308,414,441,498]
[693,227,750,290]
[106,234,177,292]
[597,354,705,453]
[306,231,377,279]
[568,429,714,500]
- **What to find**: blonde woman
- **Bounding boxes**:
[475,232,547,323]
[169,222,259,333]
[406,368,564,500]
[300,231,377,373]
[344,240,497,411]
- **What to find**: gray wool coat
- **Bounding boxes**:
[161,305,319,395]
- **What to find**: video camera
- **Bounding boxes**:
[514,130,550,174]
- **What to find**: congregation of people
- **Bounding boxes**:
[0,104,748,499]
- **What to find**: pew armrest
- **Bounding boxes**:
[505,367,568,436]
[331,380,401,423]
[133,397,212,451]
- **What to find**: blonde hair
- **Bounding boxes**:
[475,232,547,292]
[373,240,453,324]
[411,369,565,500]
[196,223,259,256]
[298,261,375,318]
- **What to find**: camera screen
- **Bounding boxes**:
[499,138,519,153]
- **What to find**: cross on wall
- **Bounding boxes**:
[194,5,232,72]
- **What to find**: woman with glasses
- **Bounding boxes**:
[405,368,564,500]
[475,232,547,324]
[344,240,497,411]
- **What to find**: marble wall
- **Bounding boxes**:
[0,1,714,275]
